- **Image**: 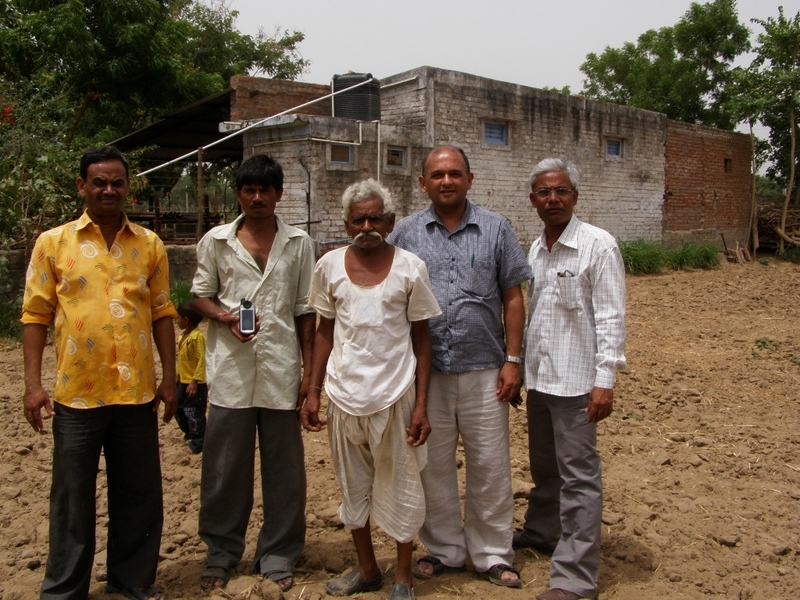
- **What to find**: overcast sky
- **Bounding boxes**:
[231,0,799,94]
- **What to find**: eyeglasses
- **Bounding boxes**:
[532,187,574,199]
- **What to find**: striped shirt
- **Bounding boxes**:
[388,201,532,373]
[524,215,627,396]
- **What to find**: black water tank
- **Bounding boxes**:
[333,73,381,121]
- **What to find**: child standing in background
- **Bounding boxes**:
[176,301,207,454]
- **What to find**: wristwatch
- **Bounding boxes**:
[505,355,522,364]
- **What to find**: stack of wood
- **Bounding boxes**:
[758,203,800,250]
[721,236,751,263]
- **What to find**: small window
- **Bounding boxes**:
[330,144,353,164]
[387,146,406,168]
[606,138,623,157]
[483,121,509,146]
[724,158,732,173]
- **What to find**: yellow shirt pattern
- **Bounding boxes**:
[178,327,206,384]
[22,212,177,408]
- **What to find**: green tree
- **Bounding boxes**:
[0,0,307,245]
[580,0,750,129]
[0,81,79,247]
[0,0,307,142]
[745,8,800,250]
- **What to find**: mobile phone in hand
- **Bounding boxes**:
[239,299,256,335]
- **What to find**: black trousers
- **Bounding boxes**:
[41,402,163,600]
[175,382,208,453]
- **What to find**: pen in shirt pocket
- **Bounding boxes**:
[471,254,475,267]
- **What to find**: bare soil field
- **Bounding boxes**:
[1,259,799,599]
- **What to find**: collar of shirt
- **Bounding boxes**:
[423,199,479,234]
[533,214,581,255]
[209,213,304,243]
[209,213,305,274]
[75,210,137,235]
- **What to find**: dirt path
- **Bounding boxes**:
[1,259,799,599]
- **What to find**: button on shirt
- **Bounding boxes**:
[388,201,532,373]
[192,215,315,410]
[524,215,627,396]
[22,212,177,408]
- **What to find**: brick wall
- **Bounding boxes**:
[664,121,752,247]
[230,75,331,121]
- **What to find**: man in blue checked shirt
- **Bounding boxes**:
[388,145,532,589]
[516,158,627,600]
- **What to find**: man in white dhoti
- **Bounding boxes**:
[300,179,441,600]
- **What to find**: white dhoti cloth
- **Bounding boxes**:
[328,385,427,543]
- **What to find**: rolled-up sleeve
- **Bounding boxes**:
[150,237,178,321]
[294,235,316,317]
[192,234,220,300]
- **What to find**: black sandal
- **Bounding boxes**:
[105,584,164,600]
[264,570,294,592]
[199,566,230,591]
[411,554,466,580]
[477,563,522,588]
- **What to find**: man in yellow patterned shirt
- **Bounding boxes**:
[22,145,177,600]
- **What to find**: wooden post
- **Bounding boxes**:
[153,192,161,236]
[196,147,204,240]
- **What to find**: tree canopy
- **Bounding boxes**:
[580,0,750,130]
[746,9,800,190]
[0,0,308,141]
[744,8,800,249]
[0,0,308,245]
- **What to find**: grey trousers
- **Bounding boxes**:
[521,390,602,599]
[199,405,306,575]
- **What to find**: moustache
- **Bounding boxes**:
[353,231,384,243]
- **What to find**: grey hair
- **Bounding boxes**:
[528,158,580,190]
[341,179,395,219]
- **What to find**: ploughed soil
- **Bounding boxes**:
[1,258,799,599]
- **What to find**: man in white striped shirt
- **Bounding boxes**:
[516,158,627,600]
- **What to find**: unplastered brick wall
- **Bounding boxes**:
[379,74,431,134]
[230,75,331,122]
[664,121,752,247]
[381,67,667,249]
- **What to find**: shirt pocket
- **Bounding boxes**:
[460,259,497,298]
[556,275,581,310]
